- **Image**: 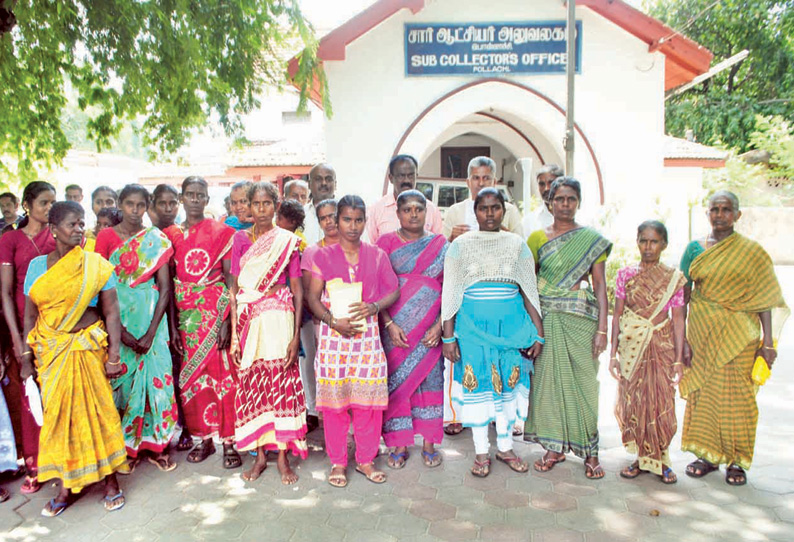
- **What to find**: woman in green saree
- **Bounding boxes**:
[524,177,611,480]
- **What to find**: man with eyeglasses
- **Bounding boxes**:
[366,155,443,243]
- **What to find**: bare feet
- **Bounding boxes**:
[277,451,298,485]
[241,448,267,481]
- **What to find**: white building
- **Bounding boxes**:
[287,0,715,253]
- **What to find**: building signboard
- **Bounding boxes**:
[405,21,582,76]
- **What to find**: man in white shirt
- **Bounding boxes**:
[303,163,337,245]
[442,156,523,241]
[366,154,443,243]
[522,164,563,237]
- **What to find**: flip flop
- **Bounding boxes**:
[328,465,347,488]
[620,461,643,479]
[471,457,491,478]
[495,452,529,473]
[146,455,177,472]
[222,443,242,469]
[661,466,678,484]
[422,450,443,468]
[726,464,747,486]
[533,453,566,473]
[387,450,408,470]
[187,440,216,463]
[20,475,41,495]
[685,458,718,478]
[585,462,605,480]
[117,458,138,476]
[103,490,125,512]
[355,463,387,484]
[443,423,463,436]
[175,431,194,452]
[41,498,69,518]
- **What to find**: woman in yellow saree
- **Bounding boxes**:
[680,191,788,486]
[20,201,128,517]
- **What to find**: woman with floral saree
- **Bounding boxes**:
[163,177,241,469]
[230,182,307,485]
[307,195,400,488]
[525,177,611,480]
[679,191,788,486]
[95,185,178,471]
[0,181,56,494]
[21,201,127,516]
[376,190,448,469]
[609,221,686,484]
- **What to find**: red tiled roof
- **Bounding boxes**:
[288,0,713,107]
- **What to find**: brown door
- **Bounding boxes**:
[440,146,490,179]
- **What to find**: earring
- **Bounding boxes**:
[52,234,56,239]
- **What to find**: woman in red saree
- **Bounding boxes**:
[0,181,56,494]
[163,177,241,469]
[376,190,447,469]
[307,195,400,488]
[230,182,307,485]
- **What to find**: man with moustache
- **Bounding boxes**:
[366,155,443,243]
[284,179,310,206]
[303,163,337,245]
[522,164,563,237]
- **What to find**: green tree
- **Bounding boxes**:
[645,0,794,151]
[0,1,326,185]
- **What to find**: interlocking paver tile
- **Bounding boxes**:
[503,506,557,530]
[435,485,484,508]
[393,483,438,500]
[532,526,584,542]
[774,503,794,522]
[454,502,504,526]
[104,527,160,542]
[376,512,430,537]
[419,468,464,488]
[427,518,478,541]
[554,481,598,497]
[603,511,659,536]
[328,509,379,530]
[409,499,456,521]
[461,471,507,491]
[193,518,246,539]
[290,523,345,542]
[479,523,527,542]
[359,494,412,515]
[239,522,294,542]
[482,489,528,508]
[344,528,397,542]
[584,531,637,542]
[556,507,604,532]
[530,490,577,512]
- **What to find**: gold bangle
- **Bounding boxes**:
[21,350,33,356]
[384,320,394,328]
[762,346,776,351]
[107,360,122,366]
[596,331,607,335]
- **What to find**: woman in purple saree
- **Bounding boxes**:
[377,190,448,469]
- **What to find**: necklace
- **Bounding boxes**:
[397,228,426,242]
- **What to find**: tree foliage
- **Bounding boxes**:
[645,0,794,151]
[0,0,326,184]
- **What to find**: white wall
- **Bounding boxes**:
[322,0,667,220]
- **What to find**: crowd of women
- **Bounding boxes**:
[0,156,787,518]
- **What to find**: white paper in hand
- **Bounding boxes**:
[24,376,43,426]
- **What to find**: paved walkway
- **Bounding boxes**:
[1,269,792,542]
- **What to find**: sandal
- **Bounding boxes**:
[355,463,387,484]
[443,423,463,436]
[422,450,443,468]
[726,464,747,486]
[685,458,718,478]
[387,450,408,470]
[328,465,347,488]
[585,461,605,480]
[512,425,524,437]
[534,452,566,473]
[496,451,529,473]
[187,439,216,463]
[222,443,242,469]
[0,487,9,503]
[41,498,70,518]
[620,461,642,479]
[20,475,41,495]
[176,431,194,452]
[471,457,491,478]
[661,466,677,484]
[147,455,177,472]
[103,490,125,512]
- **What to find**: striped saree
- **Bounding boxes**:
[525,227,611,458]
[680,233,788,469]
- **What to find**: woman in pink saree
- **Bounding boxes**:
[376,190,447,469]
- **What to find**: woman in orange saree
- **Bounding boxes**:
[21,201,127,517]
